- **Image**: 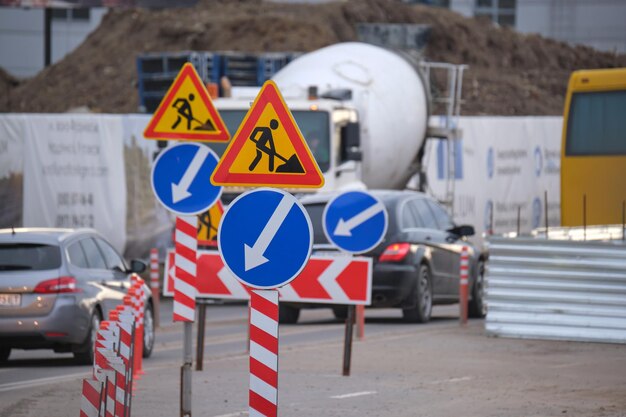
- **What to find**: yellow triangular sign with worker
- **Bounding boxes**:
[143,63,230,142]
[197,200,224,247]
[211,80,324,188]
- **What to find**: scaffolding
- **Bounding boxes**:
[420,61,467,218]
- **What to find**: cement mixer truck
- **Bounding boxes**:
[212,42,455,199]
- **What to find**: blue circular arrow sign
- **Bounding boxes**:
[323,190,388,254]
[218,188,313,289]
[151,143,222,216]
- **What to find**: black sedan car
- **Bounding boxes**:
[294,190,487,323]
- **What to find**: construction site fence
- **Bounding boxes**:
[485,230,626,344]
[136,51,297,112]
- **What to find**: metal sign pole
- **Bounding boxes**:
[196,302,207,371]
[342,305,356,377]
[182,322,193,417]
[356,305,365,340]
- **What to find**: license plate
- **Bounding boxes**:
[0,293,21,307]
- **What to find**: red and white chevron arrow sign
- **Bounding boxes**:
[164,250,372,305]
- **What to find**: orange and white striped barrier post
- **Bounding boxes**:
[116,304,134,369]
[127,285,144,379]
[123,292,140,384]
[459,245,469,326]
[115,304,135,416]
[80,378,104,417]
[131,280,145,376]
[108,309,129,417]
[93,321,120,417]
[149,248,160,328]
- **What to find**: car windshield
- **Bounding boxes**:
[0,243,62,271]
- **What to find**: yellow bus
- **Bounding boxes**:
[561,68,626,227]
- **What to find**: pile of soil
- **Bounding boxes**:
[0,67,21,111]
[2,0,625,115]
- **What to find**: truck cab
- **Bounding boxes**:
[213,93,364,201]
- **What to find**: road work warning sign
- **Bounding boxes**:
[211,80,324,188]
[197,200,224,247]
[143,63,230,142]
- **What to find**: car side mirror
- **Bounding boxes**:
[129,259,147,274]
[447,225,475,237]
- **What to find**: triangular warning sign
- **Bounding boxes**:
[197,200,224,247]
[211,80,324,188]
[143,63,230,142]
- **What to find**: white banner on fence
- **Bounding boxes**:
[122,115,175,258]
[1,113,563,256]
[22,115,127,252]
[0,115,26,227]
[425,116,562,243]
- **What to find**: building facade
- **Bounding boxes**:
[0,7,106,78]
[448,0,626,54]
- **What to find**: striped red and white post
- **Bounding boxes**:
[174,216,198,322]
[93,322,117,417]
[149,248,160,328]
[123,292,140,384]
[115,304,135,416]
[97,350,125,417]
[459,245,470,325]
[115,305,134,368]
[80,378,104,417]
[93,321,112,378]
[249,290,279,417]
[108,310,128,417]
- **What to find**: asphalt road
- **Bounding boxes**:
[0,300,458,392]
[1,301,625,417]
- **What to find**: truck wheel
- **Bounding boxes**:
[402,264,432,323]
[0,347,10,363]
[468,259,487,318]
[74,310,101,365]
[143,303,155,358]
[279,305,300,324]
[332,306,348,321]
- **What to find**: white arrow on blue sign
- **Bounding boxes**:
[323,190,388,254]
[218,188,313,289]
[151,143,222,216]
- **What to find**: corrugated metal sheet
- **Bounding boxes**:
[485,234,626,344]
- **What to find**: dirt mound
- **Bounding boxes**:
[2,0,625,115]
[0,67,21,111]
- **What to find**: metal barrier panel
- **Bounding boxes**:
[485,235,626,344]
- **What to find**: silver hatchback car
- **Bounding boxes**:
[0,228,154,364]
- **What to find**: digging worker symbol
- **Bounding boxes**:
[172,93,195,130]
[171,93,215,131]
[248,119,305,174]
[199,210,218,244]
